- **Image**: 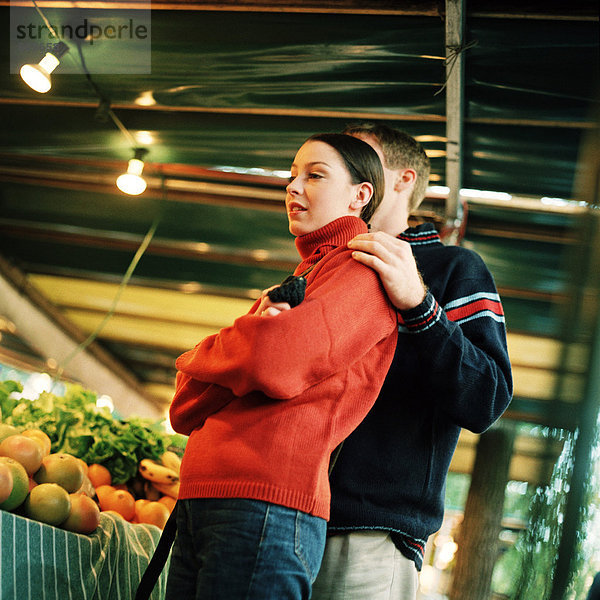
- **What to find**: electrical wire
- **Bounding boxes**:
[31,0,59,40]
[434,39,478,97]
[73,43,138,147]
[28,1,141,148]
[53,204,163,383]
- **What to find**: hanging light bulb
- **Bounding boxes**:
[116,148,148,195]
[20,41,69,94]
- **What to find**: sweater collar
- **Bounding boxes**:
[398,222,441,246]
[295,216,368,261]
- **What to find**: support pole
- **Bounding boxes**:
[449,422,516,600]
[445,0,466,232]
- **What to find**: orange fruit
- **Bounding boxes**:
[135,498,150,520]
[28,477,38,492]
[95,484,115,505]
[62,493,101,534]
[158,495,176,512]
[24,482,71,526]
[135,498,150,510]
[158,494,177,511]
[87,464,112,488]
[0,434,44,476]
[137,501,170,529]
[101,489,135,521]
[0,457,28,510]
[0,461,14,504]
[21,429,52,457]
[34,453,84,493]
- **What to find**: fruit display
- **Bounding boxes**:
[24,483,72,526]
[0,380,180,484]
[0,456,29,511]
[35,452,85,491]
[0,379,185,534]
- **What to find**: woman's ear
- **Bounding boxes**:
[350,182,373,212]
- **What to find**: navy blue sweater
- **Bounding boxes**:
[327,223,513,569]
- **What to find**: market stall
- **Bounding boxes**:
[0,372,181,600]
[1,510,168,600]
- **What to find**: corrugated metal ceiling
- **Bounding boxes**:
[0,0,598,427]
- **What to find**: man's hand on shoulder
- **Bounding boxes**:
[348,231,427,311]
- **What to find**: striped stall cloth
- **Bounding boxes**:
[0,510,169,600]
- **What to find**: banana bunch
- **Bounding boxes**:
[152,480,180,499]
[138,451,182,499]
[139,458,178,484]
[160,451,182,474]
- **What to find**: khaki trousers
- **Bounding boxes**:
[311,531,419,600]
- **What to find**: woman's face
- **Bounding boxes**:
[286,140,364,237]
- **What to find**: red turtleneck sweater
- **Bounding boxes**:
[170,216,398,520]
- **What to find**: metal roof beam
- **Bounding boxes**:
[2,0,595,19]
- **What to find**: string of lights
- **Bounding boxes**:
[19,0,149,196]
[17,0,162,379]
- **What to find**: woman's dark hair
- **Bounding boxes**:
[307,132,384,224]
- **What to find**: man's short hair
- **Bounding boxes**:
[343,123,431,212]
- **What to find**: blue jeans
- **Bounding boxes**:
[165,498,327,600]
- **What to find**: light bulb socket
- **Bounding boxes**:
[50,41,70,60]
[133,147,149,162]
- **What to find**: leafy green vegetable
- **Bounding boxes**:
[0,380,179,484]
[0,380,22,420]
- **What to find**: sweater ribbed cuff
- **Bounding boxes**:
[397,291,442,333]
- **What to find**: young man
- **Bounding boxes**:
[310,124,514,599]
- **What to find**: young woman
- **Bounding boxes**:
[165,133,399,600]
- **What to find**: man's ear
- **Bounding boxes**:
[393,168,417,192]
[350,182,373,211]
